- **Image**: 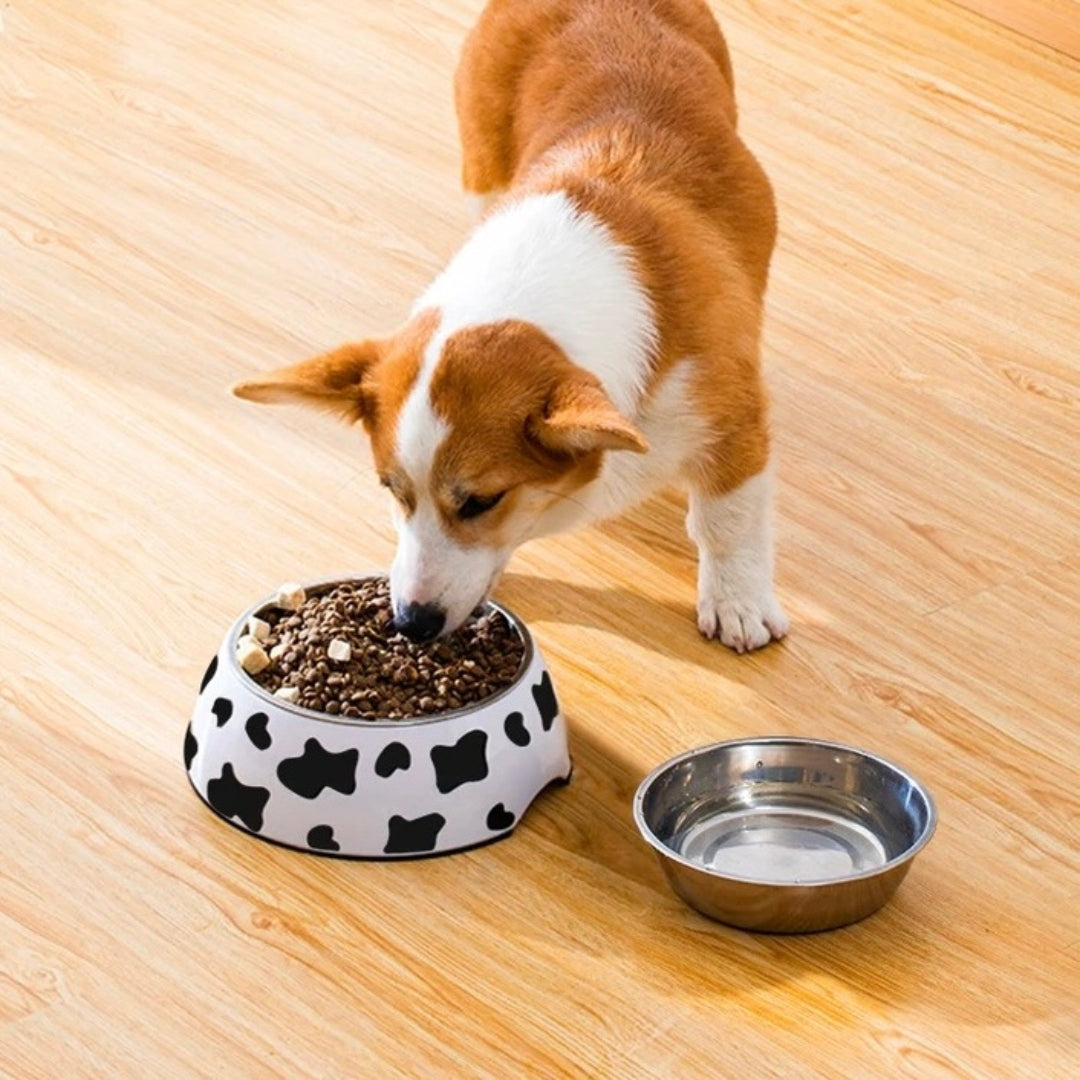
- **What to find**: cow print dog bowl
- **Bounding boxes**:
[185,576,571,859]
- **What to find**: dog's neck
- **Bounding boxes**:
[412,191,657,417]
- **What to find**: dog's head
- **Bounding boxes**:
[233,314,647,639]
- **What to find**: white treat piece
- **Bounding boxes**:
[274,582,306,611]
[247,615,271,641]
[236,634,270,675]
[327,638,352,663]
[269,642,288,661]
[274,685,300,704]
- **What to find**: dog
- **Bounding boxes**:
[233,0,788,652]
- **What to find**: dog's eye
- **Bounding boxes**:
[458,492,505,520]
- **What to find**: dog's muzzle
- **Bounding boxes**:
[394,601,447,642]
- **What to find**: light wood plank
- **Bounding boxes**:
[949,0,1080,59]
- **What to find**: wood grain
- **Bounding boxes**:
[949,0,1080,60]
[2,0,1079,1076]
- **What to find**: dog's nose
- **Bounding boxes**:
[394,602,446,643]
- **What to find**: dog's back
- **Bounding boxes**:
[455,0,776,292]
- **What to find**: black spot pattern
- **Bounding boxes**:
[504,711,531,747]
[430,730,489,794]
[206,763,270,832]
[486,803,516,831]
[199,655,218,693]
[211,697,233,727]
[375,742,411,778]
[532,672,558,732]
[183,725,198,770]
[277,738,358,799]
[245,712,271,750]
[384,813,446,855]
[307,825,341,852]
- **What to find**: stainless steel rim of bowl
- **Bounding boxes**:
[224,574,535,727]
[632,736,937,887]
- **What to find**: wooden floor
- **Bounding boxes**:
[951,0,1080,59]
[2,1,1078,1076]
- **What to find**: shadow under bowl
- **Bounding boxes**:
[634,737,936,933]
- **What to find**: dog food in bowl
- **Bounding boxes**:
[186,575,571,859]
[245,578,525,720]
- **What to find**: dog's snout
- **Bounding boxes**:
[395,602,446,642]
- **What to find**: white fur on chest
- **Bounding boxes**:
[531,363,709,536]
[413,191,657,416]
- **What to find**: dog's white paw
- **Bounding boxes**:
[687,468,788,653]
[697,587,789,653]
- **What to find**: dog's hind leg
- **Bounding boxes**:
[453,6,522,212]
[453,1,574,216]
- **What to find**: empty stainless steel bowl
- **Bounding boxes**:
[634,737,936,933]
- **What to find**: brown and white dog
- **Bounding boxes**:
[234,0,788,652]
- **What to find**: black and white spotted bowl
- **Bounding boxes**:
[185,577,572,859]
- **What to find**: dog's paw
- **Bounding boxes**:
[697,588,789,653]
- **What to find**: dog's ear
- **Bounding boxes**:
[231,341,381,424]
[530,374,649,455]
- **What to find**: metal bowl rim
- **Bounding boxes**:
[223,573,535,728]
[632,736,938,888]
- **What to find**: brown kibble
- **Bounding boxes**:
[249,578,523,722]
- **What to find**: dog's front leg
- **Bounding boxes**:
[687,463,789,652]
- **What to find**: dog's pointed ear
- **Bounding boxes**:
[530,374,649,455]
[231,341,381,423]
